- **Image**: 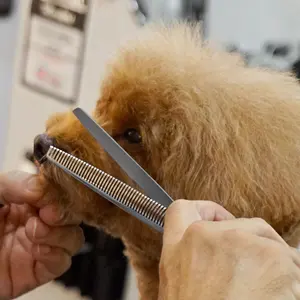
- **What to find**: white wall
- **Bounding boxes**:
[0,2,20,170]
[207,0,300,52]
[2,0,141,172]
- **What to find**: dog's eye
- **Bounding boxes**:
[123,129,142,144]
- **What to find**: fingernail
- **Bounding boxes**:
[34,219,50,239]
[27,177,42,192]
[38,245,51,255]
[48,205,65,223]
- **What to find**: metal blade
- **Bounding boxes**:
[73,108,173,208]
[46,146,164,232]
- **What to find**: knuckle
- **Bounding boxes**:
[252,217,273,231]
[196,200,223,212]
[184,221,212,244]
[186,221,204,235]
[200,200,221,208]
[252,217,268,225]
[222,228,247,244]
[252,217,275,233]
[220,228,257,249]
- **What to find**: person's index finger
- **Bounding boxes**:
[0,171,46,207]
[163,200,235,248]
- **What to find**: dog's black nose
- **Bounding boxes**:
[33,134,55,162]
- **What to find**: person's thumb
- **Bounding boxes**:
[163,200,235,247]
[0,171,44,206]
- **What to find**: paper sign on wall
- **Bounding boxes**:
[22,0,89,104]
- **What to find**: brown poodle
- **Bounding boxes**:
[33,22,300,299]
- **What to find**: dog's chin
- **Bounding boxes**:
[36,162,84,214]
[35,157,164,259]
[36,163,97,220]
[35,159,137,238]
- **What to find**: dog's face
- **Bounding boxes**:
[37,72,184,224]
[33,28,202,257]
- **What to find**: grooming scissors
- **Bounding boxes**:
[46,108,173,232]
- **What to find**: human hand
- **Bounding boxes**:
[0,171,84,299]
[159,200,300,300]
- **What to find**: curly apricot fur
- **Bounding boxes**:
[36,22,300,299]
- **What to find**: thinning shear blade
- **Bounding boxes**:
[46,146,167,232]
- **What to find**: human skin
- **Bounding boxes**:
[0,171,84,299]
[159,200,300,300]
